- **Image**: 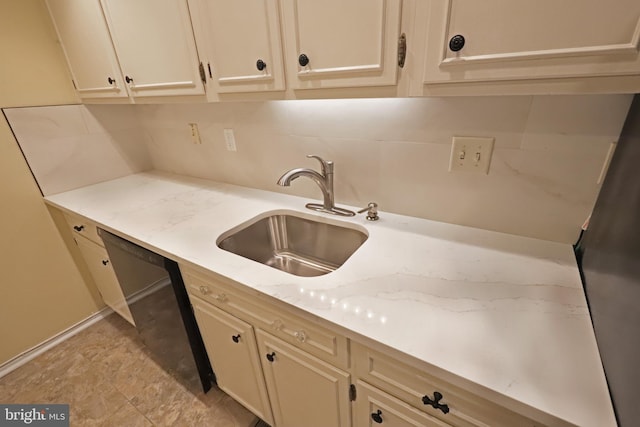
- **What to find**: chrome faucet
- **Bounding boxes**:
[277,155,355,216]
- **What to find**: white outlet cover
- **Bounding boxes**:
[188,123,201,144]
[224,128,237,152]
[449,136,495,174]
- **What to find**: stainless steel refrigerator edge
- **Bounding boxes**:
[579,94,640,427]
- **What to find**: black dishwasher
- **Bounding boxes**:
[98,228,214,393]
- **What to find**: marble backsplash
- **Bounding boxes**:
[4,104,152,196]
[5,94,633,244]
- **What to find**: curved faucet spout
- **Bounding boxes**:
[277,155,354,216]
[277,168,334,209]
[277,168,324,187]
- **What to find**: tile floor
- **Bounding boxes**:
[0,314,262,426]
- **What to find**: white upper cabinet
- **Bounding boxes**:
[190,0,285,95]
[51,0,640,100]
[280,0,403,90]
[423,0,640,90]
[101,0,205,98]
[47,0,205,101]
[46,0,128,99]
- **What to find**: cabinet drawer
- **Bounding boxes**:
[355,380,450,427]
[352,343,539,427]
[182,266,349,369]
[64,212,102,245]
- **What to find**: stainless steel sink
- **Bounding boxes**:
[217,212,368,277]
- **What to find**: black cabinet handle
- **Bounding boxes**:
[232,334,241,343]
[298,53,309,67]
[266,352,276,362]
[448,34,465,52]
[422,391,450,414]
[371,409,383,423]
[73,225,84,232]
[125,76,133,84]
[107,77,115,85]
[102,260,109,266]
[256,59,266,71]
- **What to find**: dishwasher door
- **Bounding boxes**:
[98,228,214,393]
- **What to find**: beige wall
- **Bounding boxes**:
[0,0,102,365]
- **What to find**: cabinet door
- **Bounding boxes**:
[280,0,402,90]
[74,236,135,325]
[256,329,351,427]
[424,0,640,85]
[191,0,285,94]
[101,0,205,98]
[354,381,450,427]
[191,297,273,425]
[46,0,128,99]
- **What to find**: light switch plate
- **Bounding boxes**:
[449,136,495,174]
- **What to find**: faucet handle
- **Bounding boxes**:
[306,154,333,176]
[358,202,379,221]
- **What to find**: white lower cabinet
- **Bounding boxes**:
[256,329,352,427]
[354,380,450,427]
[183,266,352,427]
[352,343,540,427]
[73,236,134,325]
[191,296,274,425]
[182,266,542,427]
[64,213,134,325]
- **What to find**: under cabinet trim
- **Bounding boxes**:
[440,42,640,67]
[76,86,122,93]
[128,80,198,91]
[296,63,384,79]
[218,74,275,84]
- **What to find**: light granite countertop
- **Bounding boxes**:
[45,171,615,427]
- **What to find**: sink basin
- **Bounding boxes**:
[217,211,368,277]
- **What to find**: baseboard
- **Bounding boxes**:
[0,307,113,379]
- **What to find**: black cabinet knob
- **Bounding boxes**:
[448,34,465,52]
[102,260,109,266]
[125,76,133,84]
[256,59,266,71]
[298,53,309,67]
[232,334,241,343]
[371,410,383,423]
[107,77,115,85]
[73,225,84,232]
[422,391,450,414]
[266,352,276,362]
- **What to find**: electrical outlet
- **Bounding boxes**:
[224,128,237,152]
[449,136,495,174]
[188,123,201,144]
